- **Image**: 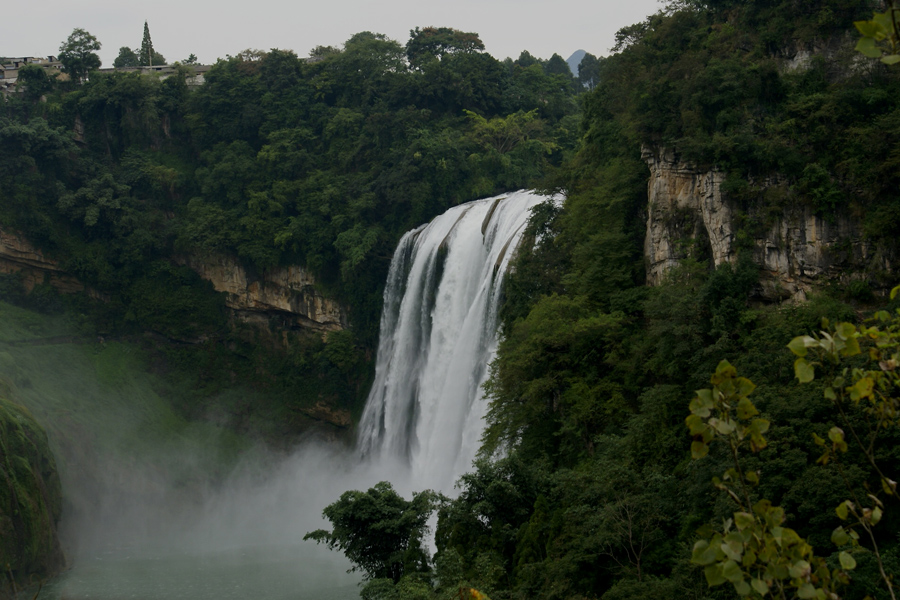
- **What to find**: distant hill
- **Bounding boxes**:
[566,49,586,76]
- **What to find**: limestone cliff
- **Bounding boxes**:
[643,146,893,300]
[0,228,87,295]
[0,225,348,334]
[178,254,348,334]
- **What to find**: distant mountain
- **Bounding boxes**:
[566,49,586,76]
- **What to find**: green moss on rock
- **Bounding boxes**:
[0,393,64,597]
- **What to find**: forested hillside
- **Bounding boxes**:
[1,28,583,423]
[308,2,900,599]
[4,1,900,599]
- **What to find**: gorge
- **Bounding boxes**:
[3,2,900,599]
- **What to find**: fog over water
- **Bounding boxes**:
[45,440,417,599]
[34,191,552,598]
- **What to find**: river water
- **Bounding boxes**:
[35,544,359,600]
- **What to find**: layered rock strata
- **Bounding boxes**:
[643,146,892,300]
[179,254,348,333]
[0,228,86,295]
[0,225,347,333]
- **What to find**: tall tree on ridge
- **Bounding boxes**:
[140,21,154,66]
[138,21,166,66]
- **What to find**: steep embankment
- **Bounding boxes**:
[0,394,65,598]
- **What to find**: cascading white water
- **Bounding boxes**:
[357,190,556,492]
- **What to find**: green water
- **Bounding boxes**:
[0,302,364,599]
[33,544,360,600]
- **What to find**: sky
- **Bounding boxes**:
[1,0,664,67]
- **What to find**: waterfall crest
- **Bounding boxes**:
[357,190,555,491]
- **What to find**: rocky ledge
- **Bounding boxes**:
[0,228,87,295]
[0,225,348,335]
[178,254,348,334]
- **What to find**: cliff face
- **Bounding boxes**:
[0,225,348,334]
[0,228,87,295]
[643,146,892,300]
[179,254,348,334]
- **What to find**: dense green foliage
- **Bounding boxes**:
[8,2,900,598]
[305,482,442,586]
[312,1,900,599]
[1,29,583,428]
[0,394,64,595]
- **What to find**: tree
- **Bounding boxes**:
[16,64,54,103]
[406,27,484,68]
[304,482,443,583]
[139,21,166,66]
[140,21,154,66]
[514,51,540,69]
[544,53,570,77]
[578,52,600,90]
[58,28,101,84]
[113,46,140,68]
[183,53,198,65]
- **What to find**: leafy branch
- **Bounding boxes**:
[856,2,900,65]
[788,287,900,600]
[687,360,850,599]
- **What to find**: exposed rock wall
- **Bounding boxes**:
[0,225,348,334]
[179,254,348,334]
[643,146,892,300]
[0,228,87,295]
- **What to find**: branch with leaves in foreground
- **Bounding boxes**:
[687,286,900,600]
[788,287,900,600]
[687,360,851,600]
[856,2,900,65]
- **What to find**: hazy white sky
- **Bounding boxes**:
[2,0,664,66]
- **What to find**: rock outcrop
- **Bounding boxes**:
[179,254,348,334]
[643,146,892,300]
[0,225,348,334]
[0,228,86,295]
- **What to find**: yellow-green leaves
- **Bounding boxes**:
[855,9,900,65]
[836,500,852,521]
[788,323,864,384]
[831,526,851,546]
[795,358,815,383]
[839,551,857,571]
[828,427,848,453]
[687,361,855,600]
[788,335,816,357]
[686,361,766,460]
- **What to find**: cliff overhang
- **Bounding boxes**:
[642,145,894,300]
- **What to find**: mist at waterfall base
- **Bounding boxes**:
[41,190,550,599]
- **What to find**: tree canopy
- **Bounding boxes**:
[58,28,101,83]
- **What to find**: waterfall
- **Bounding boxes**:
[357,190,555,491]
